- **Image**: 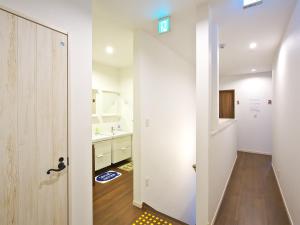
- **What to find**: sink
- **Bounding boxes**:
[101,130,131,136]
[92,133,111,142]
[92,131,132,143]
[112,130,131,136]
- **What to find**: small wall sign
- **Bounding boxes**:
[158,16,171,34]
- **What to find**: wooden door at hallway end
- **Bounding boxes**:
[219,90,235,119]
[0,8,68,225]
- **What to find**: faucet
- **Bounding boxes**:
[111,126,115,135]
[111,125,121,135]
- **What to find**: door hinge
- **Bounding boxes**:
[67,157,70,166]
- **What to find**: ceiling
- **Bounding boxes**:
[93,0,207,67]
[93,0,207,28]
[93,0,296,74]
[213,0,297,76]
[93,18,134,68]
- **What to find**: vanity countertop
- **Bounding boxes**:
[92,131,132,143]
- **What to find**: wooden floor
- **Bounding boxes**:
[214,152,291,225]
[93,162,186,225]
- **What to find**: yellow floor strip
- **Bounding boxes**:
[132,211,172,225]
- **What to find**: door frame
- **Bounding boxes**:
[0,4,71,224]
[132,55,143,208]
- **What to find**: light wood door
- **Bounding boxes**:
[0,9,68,225]
[219,90,235,119]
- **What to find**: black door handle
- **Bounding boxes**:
[47,157,66,175]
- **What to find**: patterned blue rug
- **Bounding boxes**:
[95,170,122,184]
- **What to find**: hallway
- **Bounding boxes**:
[214,152,290,225]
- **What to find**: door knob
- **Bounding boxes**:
[47,157,66,175]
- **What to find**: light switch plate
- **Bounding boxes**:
[145,119,150,128]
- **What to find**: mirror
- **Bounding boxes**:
[101,90,120,116]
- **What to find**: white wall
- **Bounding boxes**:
[220,73,273,155]
[120,67,134,132]
[272,1,300,224]
[134,30,196,225]
[0,1,92,225]
[196,5,239,225]
[209,121,237,223]
[206,19,239,225]
[196,5,210,225]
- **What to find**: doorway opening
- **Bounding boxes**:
[92,8,136,225]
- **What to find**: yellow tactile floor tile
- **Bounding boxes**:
[132,211,173,225]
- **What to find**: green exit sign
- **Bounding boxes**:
[158,17,171,34]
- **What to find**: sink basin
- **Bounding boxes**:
[101,130,131,137]
[92,131,132,143]
[92,133,111,142]
[112,130,131,136]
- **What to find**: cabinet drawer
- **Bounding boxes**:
[94,140,111,155]
[112,135,132,150]
[95,152,111,171]
[112,135,132,164]
[112,146,131,164]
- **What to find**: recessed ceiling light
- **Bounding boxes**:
[105,46,114,55]
[251,68,257,72]
[249,42,257,49]
[244,0,263,8]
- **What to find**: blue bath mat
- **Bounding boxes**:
[95,170,122,184]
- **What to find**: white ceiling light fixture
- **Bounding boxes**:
[249,42,257,49]
[244,0,263,9]
[105,46,114,55]
[251,68,257,72]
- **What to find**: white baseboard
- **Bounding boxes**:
[210,154,238,225]
[133,200,143,209]
[272,163,294,225]
[239,149,271,156]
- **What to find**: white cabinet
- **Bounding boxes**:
[93,134,132,171]
[94,140,112,170]
[112,135,132,164]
